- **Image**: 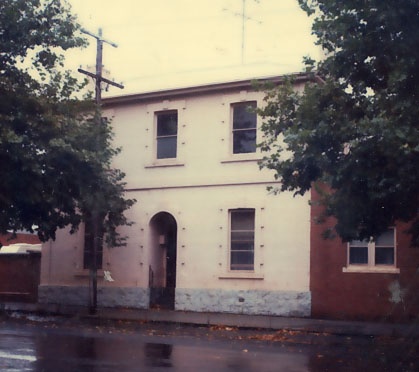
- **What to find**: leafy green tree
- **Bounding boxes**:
[258,1,419,244]
[0,0,135,246]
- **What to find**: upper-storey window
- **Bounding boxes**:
[156,111,178,159]
[348,228,396,267]
[232,101,257,154]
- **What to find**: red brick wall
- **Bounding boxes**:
[0,253,41,302]
[0,233,41,302]
[0,232,40,246]
[310,188,419,322]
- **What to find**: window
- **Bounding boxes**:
[348,229,395,267]
[83,217,103,270]
[230,209,255,270]
[232,101,257,154]
[156,111,177,159]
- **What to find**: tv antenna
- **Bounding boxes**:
[223,0,262,64]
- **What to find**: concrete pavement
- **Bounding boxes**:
[1,301,418,338]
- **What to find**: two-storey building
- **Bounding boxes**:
[39,73,312,316]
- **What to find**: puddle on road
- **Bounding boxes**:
[144,342,173,368]
[15,332,310,371]
[0,350,37,362]
[2,325,418,371]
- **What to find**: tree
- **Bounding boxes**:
[258,1,419,244]
[0,0,135,246]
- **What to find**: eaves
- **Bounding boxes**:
[102,72,312,108]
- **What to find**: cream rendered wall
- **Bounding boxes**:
[111,186,310,291]
[110,90,276,188]
[40,226,86,286]
[39,82,311,316]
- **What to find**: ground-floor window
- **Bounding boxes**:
[229,209,255,271]
[348,228,395,268]
[83,218,103,270]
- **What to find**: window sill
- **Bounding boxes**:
[145,161,185,169]
[219,272,264,280]
[342,266,400,274]
[221,155,262,164]
[74,270,104,278]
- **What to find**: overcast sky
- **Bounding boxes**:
[65,0,319,96]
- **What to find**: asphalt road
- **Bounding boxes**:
[0,314,418,371]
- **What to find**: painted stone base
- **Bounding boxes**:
[38,285,150,309]
[39,286,310,316]
[175,288,311,317]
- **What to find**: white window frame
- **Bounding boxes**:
[155,110,178,160]
[228,208,255,271]
[218,207,264,280]
[343,228,400,274]
[231,101,257,155]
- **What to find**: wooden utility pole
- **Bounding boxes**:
[78,28,124,315]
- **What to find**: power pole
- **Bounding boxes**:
[79,28,124,104]
[78,28,124,315]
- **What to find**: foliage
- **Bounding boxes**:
[258,1,419,244]
[0,0,135,246]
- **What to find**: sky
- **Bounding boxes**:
[65,0,319,96]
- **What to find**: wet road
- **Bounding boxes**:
[0,315,418,371]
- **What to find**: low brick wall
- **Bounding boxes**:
[0,252,41,303]
[0,233,40,246]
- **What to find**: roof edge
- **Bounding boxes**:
[103,72,311,107]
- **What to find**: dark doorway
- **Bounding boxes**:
[149,212,177,310]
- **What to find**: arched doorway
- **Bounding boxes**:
[149,212,177,309]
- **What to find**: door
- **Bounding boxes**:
[149,212,177,309]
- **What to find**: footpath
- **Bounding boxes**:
[1,301,418,338]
